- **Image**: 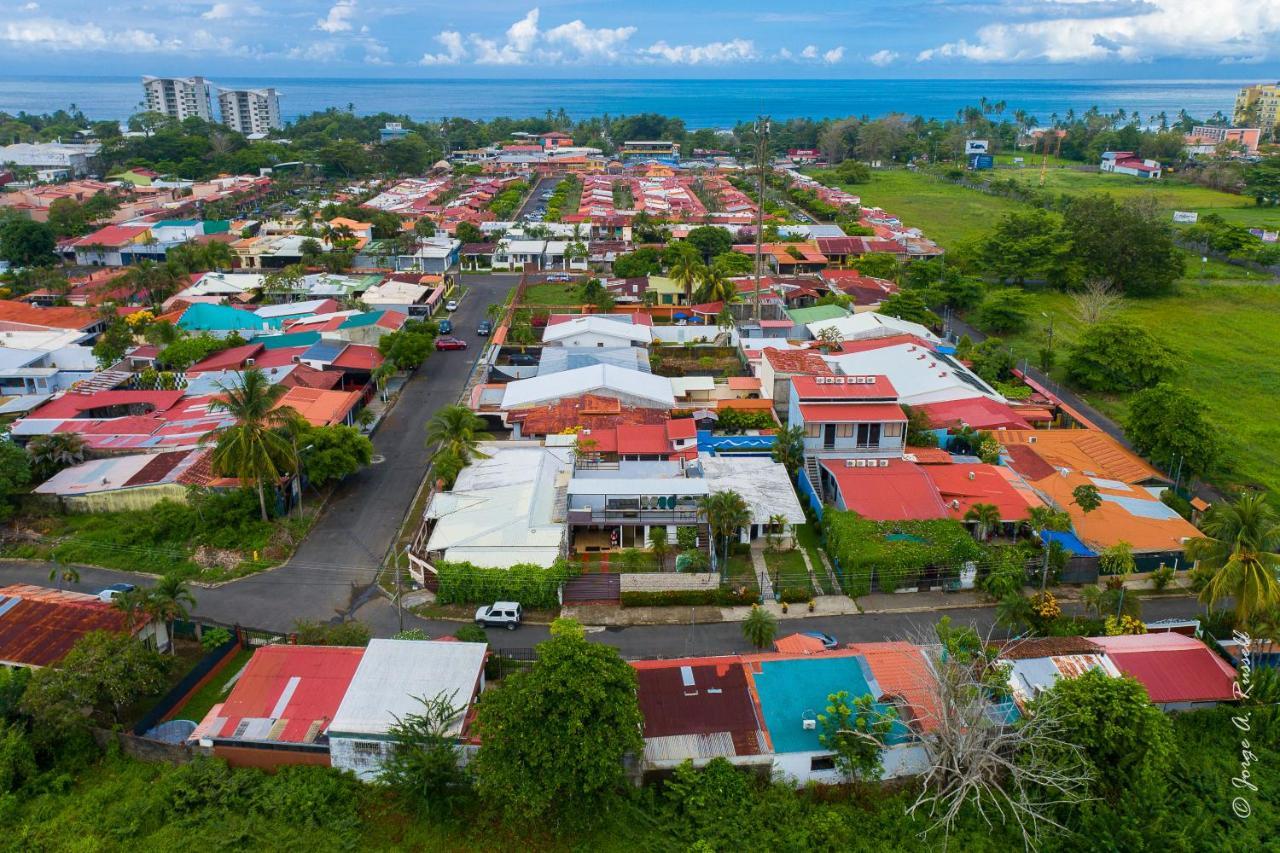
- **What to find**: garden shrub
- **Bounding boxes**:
[436,560,572,610]
[777,586,811,604]
[824,511,983,596]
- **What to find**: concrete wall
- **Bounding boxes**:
[61,483,191,514]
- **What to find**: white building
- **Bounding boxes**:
[500,364,677,410]
[218,87,283,135]
[541,315,653,348]
[0,142,101,178]
[824,343,1004,407]
[806,311,941,346]
[142,76,213,122]
[328,639,488,781]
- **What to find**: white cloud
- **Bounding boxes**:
[800,44,818,59]
[867,48,898,66]
[505,8,540,53]
[2,18,175,52]
[918,0,1280,63]
[315,0,356,34]
[420,30,466,65]
[643,38,757,64]
[21,2,39,10]
[822,46,844,64]
[287,40,345,61]
[470,9,540,65]
[545,19,636,58]
[202,2,262,20]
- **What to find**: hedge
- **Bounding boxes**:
[620,588,757,608]
[778,586,812,604]
[823,511,983,596]
[435,559,572,610]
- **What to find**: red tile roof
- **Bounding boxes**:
[187,343,265,374]
[821,458,949,521]
[0,584,132,667]
[68,224,150,248]
[509,394,670,436]
[279,364,344,391]
[832,334,936,356]
[774,633,827,654]
[845,641,943,734]
[200,645,365,744]
[277,386,360,426]
[331,344,384,371]
[0,302,101,330]
[923,463,1037,521]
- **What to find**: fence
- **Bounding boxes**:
[132,635,241,735]
[486,646,537,680]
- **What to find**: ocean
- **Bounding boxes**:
[0,76,1249,129]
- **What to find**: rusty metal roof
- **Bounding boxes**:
[0,584,130,667]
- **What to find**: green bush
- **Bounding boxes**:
[621,590,715,607]
[875,562,916,594]
[453,624,488,644]
[778,586,811,604]
[824,511,983,597]
[436,560,572,610]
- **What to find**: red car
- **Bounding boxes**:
[435,336,468,351]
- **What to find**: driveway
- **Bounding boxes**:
[515,176,561,222]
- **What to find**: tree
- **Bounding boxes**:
[472,631,643,831]
[149,575,195,655]
[668,244,703,305]
[203,368,299,521]
[1070,279,1122,325]
[92,319,134,369]
[770,425,805,476]
[648,526,670,570]
[980,209,1063,285]
[0,441,31,522]
[1072,484,1102,514]
[851,252,899,281]
[381,691,470,819]
[611,247,663,278]
[1244,156,1280,206]
[1186,492,1280,624]
[741,605,776,650]
[1060,194,1185,296]
[712,250,753,276]
[454,221,485,244]
[878,290,936,326]
[378,326,434,370]
[685,225,733,262]
[291,619,372,646]
[26,432,86,479]
[817,690,896,781]
[120,259,180,307]
[21,630,170,728]
[902,404,938,447]
[693,265,734,304]
[46,198,88,237]
[0,218,57,266]
[1124,383,1219,477]
[1100,541,1136,578]
[1065,319,1176,392]
[964,502,1002,541]
[426,405,489,467]
[815,325,844,352]
[299,424,373,486]
[699,490,750,569]
[48,562,80,592]
[978,288,1031,334]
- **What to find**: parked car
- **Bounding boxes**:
[545,273,572,282]
[802,631,839,651]
[475,601,523,630]
[97,582,137,603]
[507,352,536,366]
[445,299,459,312]
[435,336,468,351]
[437,318,452,335]
[477,319,493,336]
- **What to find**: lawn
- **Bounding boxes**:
[166,645,253,724]
[794,523,836,595]
[810,167,1023,248]
[764,547,814,598]
[990,284,1280,497]
[520,282,580,305]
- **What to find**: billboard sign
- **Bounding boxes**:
[965,139,989,155]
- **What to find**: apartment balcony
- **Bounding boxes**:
[567,506,701,526]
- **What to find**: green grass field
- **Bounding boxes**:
[520,282,579,305]
[992,284,1280,496]
[167,646,253,724]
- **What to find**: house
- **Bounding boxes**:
[0,303,106,336]
[1100,151,1162,179]
[787,375,906,460]
[733,242,828,274]
[0,337,97,397]
[998,637,1120,711]
[1089,633,1238,711]
[505,394,672,440]
[191,644,366,768]
[276,386,362,427]
[1183,126,1261,156]
[0,583,169,666]
[541,315,653,349]
[33,447,218,512]
[360,280,434,316]
[576,418,699,462]
[757,347,833,417]
[421,442,572,574]
[328,639,488,780]
[701,455,806,544]
[500,364,676,411]
[0,141,100,177]
[177,303,283,338]
[806,311,941,347]
[540,131,575,150]
[823,342,1004,407]
[784,304,850,340]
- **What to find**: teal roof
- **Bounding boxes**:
[752,656,909,754]
[259,331,320,350]
[155,219,199,227]
[178,303,283,332]
[785,304,850,325]
[339,311,385,329]
[202,220,232,234]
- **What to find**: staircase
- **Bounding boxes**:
[804,456,824,502]
[562,572,621,606]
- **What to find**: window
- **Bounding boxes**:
[350,740,382,758]
[883,422,903,438]
[835,424,854,438]
[810,755,836,772]
[856,423,881,446]
[805,423,822,438]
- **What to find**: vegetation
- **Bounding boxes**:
[298,424,374,486]
[21,631,171,729]
[824,512,984,596]
[741,605,777,650]
[816,690,897,781]
[1186,492,1280,624]
[203,368,299,521]
[434,560,571,610]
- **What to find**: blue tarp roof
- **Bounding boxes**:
[301,340,348,363]
[1039,529,1096,557]
[178,303,283,332]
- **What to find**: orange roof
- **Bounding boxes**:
[998,429,1166,486]
[0,301,100,330]
[715,398,776,413]
[276,386,360,426]
[1029,468,1199,553]
[762,348,833,375]
[727,376,762,391]
[904,446,953,464]
[844,641,942,734]
[773,633,827,655]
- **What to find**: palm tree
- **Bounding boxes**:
[120,259,180,308]
[964,503,1002,541]
[693,265,735,304]
[371,361,396,402]
[995,592,1033,633]
[27,432,87,477]
[202,240,234,272]
[1186,493,1280,624]
[1080,584,1106,618]
[699,490,751,569]
[149,575,196,655]
[742,605,777,650]
[112,587,152,632]
[648,526,670,570]
[816,326,844,353]
[771,425,806,477]
[202,367,299,521]
[48,562,80,592]
[950,425,982,455]
[426,405,490,465]
[669,245,703,305]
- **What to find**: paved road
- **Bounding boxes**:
[515,176,561,221]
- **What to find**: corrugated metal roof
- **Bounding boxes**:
[0,584,130,667]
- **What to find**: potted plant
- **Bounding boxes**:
[780,601,789,614]
[807,599,816,613]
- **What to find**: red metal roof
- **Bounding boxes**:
[30,389,186,420]
[69,224,150,247]
[202,645,365,743]
[915,397,1033,431]
[791,374,896,400]
[923,463,1036,521]
[187,343,265,374]
[833,334,935,355]
[666,417,697,440]
[821,458,949,520]
[798,402,906,423]
[0,302,101,330]
[331,344,385,371]
[761,348,832,375]
[0,584,132,667]
[1104,648,1236,703]
[632,659,763,754]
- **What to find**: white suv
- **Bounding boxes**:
[475,601,523,630]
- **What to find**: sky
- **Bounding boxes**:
[2,0,1279,78]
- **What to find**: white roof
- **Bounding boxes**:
[701,454,807,524]
[361,280,429,305]
[254,299,333,319]
[329,640,487,738]
[541,315,653,345]
[501,364,675,409]
[806,311,941,344]
[183,272,266,297]
[0,329,88,351]
[503,239,547,254]
[668,376,716,396]
[824,343,1004,406]
[425,443,571,568]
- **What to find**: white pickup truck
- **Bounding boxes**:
[474,601,523,630]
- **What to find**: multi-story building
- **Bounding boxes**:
[217,88,282,135]
[141,76,213,122]
[1233,83,1280,135]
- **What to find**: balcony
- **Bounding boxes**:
[567,507,701,526]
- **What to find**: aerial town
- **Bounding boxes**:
[0,64,1276,851]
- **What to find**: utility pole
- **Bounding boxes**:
[396,545,406,634]
[753,115,770,324]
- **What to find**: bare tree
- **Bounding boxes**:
[1070,279,1122,326]
[905,623,1094,851]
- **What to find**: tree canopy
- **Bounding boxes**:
[1123,382,1219,477]
[1065,319,1176,392]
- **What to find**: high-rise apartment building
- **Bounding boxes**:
[141,76,214,122]
[217,88,283,136]
[1233,83,1280,135]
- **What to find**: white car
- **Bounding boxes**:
[475,601,523,630]
[445,299,459,312]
